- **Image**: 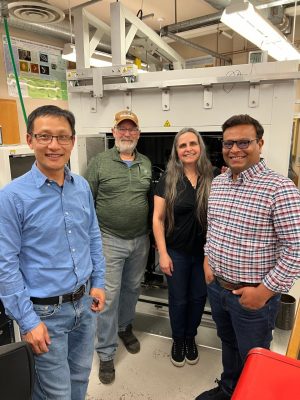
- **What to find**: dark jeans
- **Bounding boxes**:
[166,248,207,339]
[207,280,280,395]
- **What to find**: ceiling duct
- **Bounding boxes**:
[0,0,9,18]
[5,15,112,53]
[268,6,292,34]
[8,1,65,24]
[204,0,231,10]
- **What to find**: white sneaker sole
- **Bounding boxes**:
[186,355,199,365]
[171,357,185,367]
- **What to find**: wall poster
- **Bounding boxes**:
[2,36,68,100]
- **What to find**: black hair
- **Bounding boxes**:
[27,105,76,136]
[222,114,264,139]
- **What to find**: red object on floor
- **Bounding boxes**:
[232,348,300,400]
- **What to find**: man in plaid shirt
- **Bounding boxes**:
[195,114,300,400]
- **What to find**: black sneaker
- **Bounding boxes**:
[195,379,231,400]
[99,359,115,384]
[171,338,185,367]
[185,337,199,365]
[118,324,140,354]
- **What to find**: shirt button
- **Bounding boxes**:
[65,212,69,215]
[47,183,50,186]
[72,248,75,252]
[68,230,71,234]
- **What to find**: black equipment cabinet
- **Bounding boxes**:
[0,300,15,346]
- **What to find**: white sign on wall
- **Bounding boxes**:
[2,35,68,100]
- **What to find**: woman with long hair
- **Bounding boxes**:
[153,127,213,367]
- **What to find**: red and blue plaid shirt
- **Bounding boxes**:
[205,160,300,293]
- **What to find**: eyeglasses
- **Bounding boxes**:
[31,133,74,145]
[116,127,139,134]
[222,139,258,149]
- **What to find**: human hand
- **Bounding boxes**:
[159,252,173,276]
[233,284,273,310]
[203,257,214,284]
[90,287,105,312]
[22,322,51,355]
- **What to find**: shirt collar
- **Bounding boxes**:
[31,162,74,188]
[227,159,267,182]
[112,145,141,163]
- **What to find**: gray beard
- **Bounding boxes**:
[115,139,137,154]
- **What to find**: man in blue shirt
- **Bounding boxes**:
[0,105,106,400]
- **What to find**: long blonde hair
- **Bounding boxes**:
[164,128,213,236]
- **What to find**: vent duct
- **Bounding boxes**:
[8,1,65,24]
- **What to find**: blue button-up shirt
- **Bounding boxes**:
[0,163,105,334]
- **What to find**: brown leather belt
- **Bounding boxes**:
[31,284,86,305]
[215,276,260,291]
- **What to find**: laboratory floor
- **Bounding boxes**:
[86,295,292,400]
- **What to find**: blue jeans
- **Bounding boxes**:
[96,232,149,361]
[32,293,96,400]
[207,280,280,395]
[166,248,207,339]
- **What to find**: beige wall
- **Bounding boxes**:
[0,25,69,144]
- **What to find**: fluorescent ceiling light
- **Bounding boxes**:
[62,43,148,71]
[62,43,112,67]
[221,1,300,61]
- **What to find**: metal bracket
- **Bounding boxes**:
[90,95,97,113]
[124,90,132,110]
[162,89,170,111]
[203,86,213,109]
[92,68,104,98]
[249,83,260,108]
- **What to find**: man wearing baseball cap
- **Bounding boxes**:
[85,110,152,384]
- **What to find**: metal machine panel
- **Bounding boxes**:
[68,61,299,177]
[0,145,35,189]
[70,133,106,175]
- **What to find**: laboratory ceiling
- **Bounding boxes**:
[45,0,217,30]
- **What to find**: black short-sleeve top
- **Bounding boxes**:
[155,173,206,255]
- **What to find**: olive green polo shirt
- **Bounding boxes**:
[85,146,152,239]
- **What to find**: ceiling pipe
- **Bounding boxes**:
[166,31,231,63]
[3,16,112,53]
[161,0,298,38]
[160,12,222,36]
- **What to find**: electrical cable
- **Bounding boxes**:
[292,0,297,44]
[3,17,27,125]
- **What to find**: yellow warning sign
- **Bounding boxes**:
[164,120,171,127]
